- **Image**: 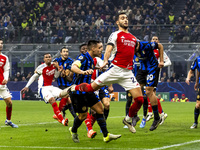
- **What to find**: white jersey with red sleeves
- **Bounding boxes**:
[107,30,137,70]
[0,53,10,85]
[35,62,55,90]
[91,57,104,81]
[153,49,171,67]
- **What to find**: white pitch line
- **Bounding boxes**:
[148,139,200,150]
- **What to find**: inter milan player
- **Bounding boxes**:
[68,40,121,143]
[134,40,164,131]
[53,47,76,121]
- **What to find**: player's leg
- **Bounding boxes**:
[91,101,121,142]
[2,88,18,128]
[191,99,200,129]
[146,97,154,121]
[99,87,110,120]
[66,97,77,118]
[70,112,87,143]
[146,86,161,131]
[49,97,68,126]
[123,87,144,133]
[4,96,18,128]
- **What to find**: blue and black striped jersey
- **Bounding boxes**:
[135,41,159,71]
[191,56,200,84]
[54,57,74,87]
[72,52,95,94]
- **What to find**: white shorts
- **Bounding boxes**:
[94,64,140,91]
[39,86,62,103]
[0,85,12,99]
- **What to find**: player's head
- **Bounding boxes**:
[87,40,103,57]
[116,12,128,30]
[43,53,52,65]
[0,38,3,51]
[151,36,159,43]
[60,47,69,60]
[79,43,87,54]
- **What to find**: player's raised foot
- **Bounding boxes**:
[190,123,197,129]
[146,114,154,122]
[132,116,140,127]
[160,113,168,125]
[139,118,146,128]
[103,133,121,143]
[5,120,18,128]
[123,118,136,133]
[87,130,97,138]
[63,118,68,126]
[69,127,80,143]
[149,118,161,131]
[53,114,62,123]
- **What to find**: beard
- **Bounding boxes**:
[119,22,128,29]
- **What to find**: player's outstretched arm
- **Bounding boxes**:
[100,45,113,70]
[71,61,93,75]
[194,70,199,90]
[21,73,39,93]
[185,70,193,85]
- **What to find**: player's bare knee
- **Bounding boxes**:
[49,97,56,104]
[4,97,12,107]
[78,113,87,121]
[196,101,200,108]
[103,100,110,109]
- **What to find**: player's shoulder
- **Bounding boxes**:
[67,57,74,62]
[76,53,86,62]
[37,63,47,70]
[0,53,8,60]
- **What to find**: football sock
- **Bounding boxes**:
[59,98,68,111]
[157,98,163,114]
[104,108,109,120]
[68,103,77,118]
[75,83,94,92]
[148,97,153,113]
[126,96,132,116]
[96,113,108,137]
[90,114,96,126]
[72,116,83,133]
[85,112,93,131]
[152,105,160,120]
[128,96,144,117]
[194,107,199,124]
[6,106,12,120]
[52,102,64,122]
[143,97,148,117]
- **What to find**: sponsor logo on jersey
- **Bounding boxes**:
[46,69,55,76]
[1,59,5,61]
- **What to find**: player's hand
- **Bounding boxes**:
[21,87,29,93]
[194,83,198,91]
[185,78,190,85]
[53,61,59,68]
[108,85,114,93]
[2,79,7,85]
[83,69,93,75]
[100,61,108,71]
[61,70,66,77]
[58,65,63,72]
[158,61,164,68]
[65,69,70,76]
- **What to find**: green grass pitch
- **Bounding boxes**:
[0,100,200,150]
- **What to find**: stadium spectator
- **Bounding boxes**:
[20,26,32,43]
[180,94,189,102]
[157,94,165,102]
[15,72,22,81]
[170,72,178,82]
[171,94,180,102]
[162,72,169,82]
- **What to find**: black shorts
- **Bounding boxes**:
[99,86,110,101]
[136,67,160,87]
[70,92,100,113]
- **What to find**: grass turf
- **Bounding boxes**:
[0,100,199,150]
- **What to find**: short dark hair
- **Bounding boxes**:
[79,43,87,50]
[43,53,51,57]
[60,46,67,52]
[116,11,127,21]
[87,40,101,51]
[0,38,3,41]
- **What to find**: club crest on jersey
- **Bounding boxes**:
[78,56,83,60]
[82,106,87,111]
